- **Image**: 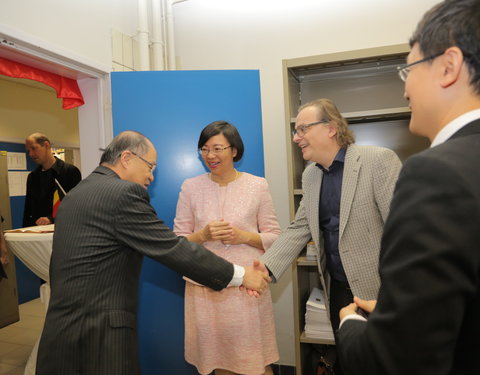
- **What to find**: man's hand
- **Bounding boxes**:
[253,259,269,276]
[339,297,377,321]
[242,263,271,297]
[339,303,358,321]
[35,217,51,226]
[354,296,376,313]
[242,260,271,297]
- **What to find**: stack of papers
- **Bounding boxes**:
[306,241,317,261]
[304,287,335,341]
[4,224,54,233]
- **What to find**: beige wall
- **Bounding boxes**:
[0,77,79,147]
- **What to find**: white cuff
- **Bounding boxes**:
[339,313,367,329]
[228,264,245,287]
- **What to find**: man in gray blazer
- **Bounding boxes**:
[261,98,401,373]
[36,131,270,375]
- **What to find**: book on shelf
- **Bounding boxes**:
[304,287,335,341]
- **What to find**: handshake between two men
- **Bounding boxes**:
[243,257,379,315]
[242,259,271,297]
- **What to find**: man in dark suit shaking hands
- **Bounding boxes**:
[337,1,480,374]
[36,131,270,375]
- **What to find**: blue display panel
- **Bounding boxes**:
[111,70,264,374]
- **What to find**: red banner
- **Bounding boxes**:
[0,57,84,109]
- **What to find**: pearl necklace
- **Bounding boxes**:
[209,169,240,185]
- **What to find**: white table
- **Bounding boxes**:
[5,224,54,375]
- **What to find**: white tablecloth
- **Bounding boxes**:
[5,230,53,282]
[5,225,54,375]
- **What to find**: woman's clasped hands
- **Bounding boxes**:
[200,220,249,246]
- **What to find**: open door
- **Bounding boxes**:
[111,70,265,375]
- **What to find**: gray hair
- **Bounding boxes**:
[299,98,355,148]
[100,131,151,165]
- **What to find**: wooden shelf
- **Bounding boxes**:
[300,331,335,345]
[297,256,317,267]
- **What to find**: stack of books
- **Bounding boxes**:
[304,287,335,341]
[305,241,317,261]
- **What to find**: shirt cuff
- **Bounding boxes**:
[228,264,245,287]
[339,313,367,329]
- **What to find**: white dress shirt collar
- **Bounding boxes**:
[430,108,480,148]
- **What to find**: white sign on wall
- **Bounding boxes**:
[8,171,29,197]
[7,152,27,170]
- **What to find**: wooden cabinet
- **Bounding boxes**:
[282,44,430,374]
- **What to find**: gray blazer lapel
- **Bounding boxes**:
[304,164,322,246]
[340,145,361,239]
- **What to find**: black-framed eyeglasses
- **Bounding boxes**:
[397,51,443,82]
[292,120,329,138]
[199,145,232,156]
[130,151,156,173]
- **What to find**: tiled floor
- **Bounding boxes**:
[0,298,46,375]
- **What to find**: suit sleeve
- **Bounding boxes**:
[113,183,233,291]
[260,193,312,282]
[337,154,480,374]
[372,148,402,222]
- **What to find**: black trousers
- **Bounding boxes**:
[329,278,354,331]
[329,278,354,375]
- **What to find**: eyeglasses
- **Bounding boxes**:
[199,145,232,156]
[130,151,156,173]
[396,51,443,82]
[292,120,329,138]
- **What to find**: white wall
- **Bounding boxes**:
[1,0,441,366]
[0,0,137,68]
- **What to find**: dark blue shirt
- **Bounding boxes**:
[317,148,348,282]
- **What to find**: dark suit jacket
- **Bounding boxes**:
[337,120,480,375]
[36,166,234,375]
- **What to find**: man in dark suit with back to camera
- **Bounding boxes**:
[36,131,270,375]
[337,1,480,374]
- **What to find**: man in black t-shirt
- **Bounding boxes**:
[23,133,81,227]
